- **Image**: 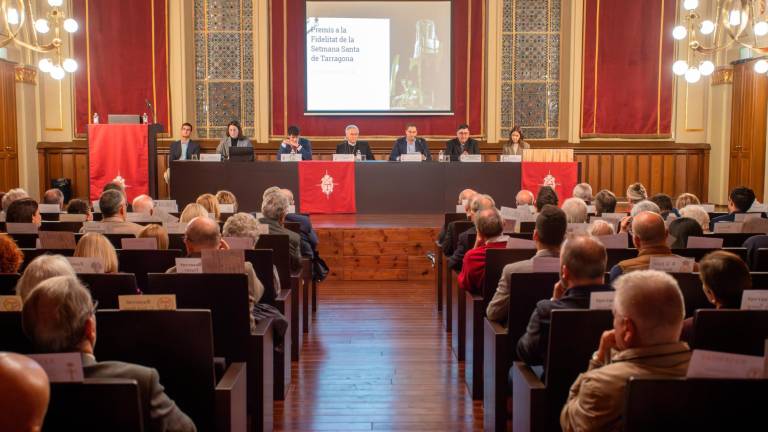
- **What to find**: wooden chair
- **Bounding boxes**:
[40,221,83,232]
[77,273,140,309]
[116,248,183,291]
[705,232,757,247]
[449,220,476,360]
[44,379,144,432]
[169,233,186,251]
[755,248,768,271]
[145,273,274,432]
[74,233,136,249]
[691,309,768,356]
[19,249,75,272]
[0,311,33,353]
[95,309,247,432]
[512,310,613,432]
[520,221,536,233]
[0,273,19,295]
[443,220,474,334]
[436,213,467,313]
[624,377,768,431]
[8,233,37,248]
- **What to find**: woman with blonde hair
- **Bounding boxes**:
[675,192,700,210]
[74,233,119,273]
[196,193,221,221]
[137,224,169,250]
[15,254,76,300]
[179,203,209,223]
[216,190,238,213]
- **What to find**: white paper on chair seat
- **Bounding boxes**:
[713,222,744,233]
[223,236,255,250]
[121,237,158,250]
[219,204,235,214]
[280,153,302,162]
[502,219,517,233]
[532,257,560,273]
[734,213,763,222]
[701,204,716,212]
[81,222,107,234]
[686,236,724,248]
[506,237,536,249]
[455,204,465,213]
[589,291,615,310]
[126,212,161,223]
[5,223,38,234]
[743,218,768,234]
[164,222,188,234]
[38,231,76,249]
[175,258,203,273]
[517,205,534,214]
[601,213,627,220]
[332,154,355,162]
[28,353,84,383]
[687,350,765,379]
[749,202,768,213]
[567,223,589,234]
[586,205,596,214]
[499,155,522,163]
[119,294,177,311]
[287,205,296,214]
[740,290,768,310]
[649,256,695,273]
[91,201,101,213]
[0,296,22,311]
[459,154,482,162]
[38,204,61,214]
[59,213,87,222]
[155,200,178,212]
[67,257,105,274]
[200,153,222,162]
[202,249,245,273]
[401,153,422,162]
[596,233,628,249]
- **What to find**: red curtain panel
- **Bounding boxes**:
[88,124,149,202]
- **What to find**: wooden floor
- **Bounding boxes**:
[275,279,483,431]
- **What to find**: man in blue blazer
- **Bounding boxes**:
[169,123,201,161]
[389,124,432,161]
[277,125,313,160]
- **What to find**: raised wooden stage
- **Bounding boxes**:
[311,214,442,282]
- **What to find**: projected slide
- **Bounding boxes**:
[306,1,452,113]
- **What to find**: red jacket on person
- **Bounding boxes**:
[458,238,508,295]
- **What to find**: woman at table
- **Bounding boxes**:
[502,126,530,156]
[216,121,252,159]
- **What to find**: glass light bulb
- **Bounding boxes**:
[38,58,52,73]
[48,0,64,6]
[63,18,79,33]
[34,19,49,34]
[755,59,768,74]
[685,67,701,83]
[673,25,688,40]
[62,58,78,73]
[699,60,715,76]
[700,20,715,35]
[50,65,65,80]
[729,10,742,26]
[755,21,768,37]
[673,60,689,76]
[7,8,19,25]
[683,0,699,10]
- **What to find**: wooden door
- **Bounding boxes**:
[728,59,768,198]
[0,59,19,191]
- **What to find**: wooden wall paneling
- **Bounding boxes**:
[661,155,675,196]
[0,60,19,191]
[587,155,599,187]
[674,154,687,196]
[636,156,650,192]
[612,154,625,195]
[37,152,46,197]
[624,155,638,197]
[74,153,88,199]
[599,155,611,191]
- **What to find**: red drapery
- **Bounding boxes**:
[521,162,579,205]
[88,124,149,202]
[581,0,675,138]
[298,161,356,214]
[270,0,485,138]
[72,0,170,136]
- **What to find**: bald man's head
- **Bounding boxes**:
[0,352,49,432]
[280,189,295,205]
[185,216,221,251]
[561,235,607,281]
[631,211,667,245]
[516,190,535,206]
[458,189,477,205]
[132,194,154,214]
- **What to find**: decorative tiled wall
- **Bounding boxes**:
[194,0,255,139]
[500,0,561,140]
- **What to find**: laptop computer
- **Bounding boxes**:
[227,146,254,162]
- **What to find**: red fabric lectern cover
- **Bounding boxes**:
[299,161,356,214]
[88,124,149,202]
[521,162,579,205]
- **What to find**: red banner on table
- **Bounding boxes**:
[299,162,356,214]
[521,162,579,205]
[88,124,149,202]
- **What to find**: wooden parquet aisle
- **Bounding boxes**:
[275,280,483,431]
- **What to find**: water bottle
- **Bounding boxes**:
[355,149,362,161]
[438,149,444,162]
[142,112,149,124]
[92,112,99,124]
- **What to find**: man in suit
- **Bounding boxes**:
[258,188,303,276]
[22,275,197,432]
[336,125,374,160]
[277,125,312,160]
[81,189,143,235]
[169,123,200,161]
[280,188,318,258]
[709,186,756,231]
[389,123,432,161]
[444,124,480,161]
[0,352,49,432]
[447,194,495,272]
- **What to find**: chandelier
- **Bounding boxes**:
[0,0,79,80]
[672,0,768,83]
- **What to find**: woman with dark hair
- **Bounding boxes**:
[216,120,252,159]
[502,126,530,156]
[668,217,704,249]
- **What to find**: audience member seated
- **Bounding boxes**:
[280,188,319,258]
[517,235,612,366]
[675,192,700,209]
[179,203,209,223]
[560,270,691,431]
[16,254,76,300]
[448,194,495,272]
[535,186,559,212]
[458,208,508,295]
[679,205,710,233]
[709,186,756,231]
[439,189,476,255]
[0,233,23,273]
[6,198,42,225]
[0,191,4,208]
[680,251,749,342]
[196,193,221,221]
[594,190,617,215]
[516,189,535,207]
[22,276,197,432]
[1,187,28,215]
[626,182,648,208]
[215,190,238,212]
[66,198,93,221]
[75,233,119,273]
[42,188,65,211]
[0,352,49,432]
[132,195,178,223]
[138,224,170,250]
[258,189,303,275]
[85,190,143,235]
[650,193,679,219]
[619,200,661,233]
[743,234,768,270]
[572,183,593,204]
[562,197,588,223]
[668,217,704,249]
[609,212,695,281]
[589,220,615,236]
[486,205,567,322]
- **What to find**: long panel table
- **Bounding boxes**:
[170,161,522,214]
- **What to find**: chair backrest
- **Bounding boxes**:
[77,273,140,309]
[506,273,561,356]
[0,311,33,353]
[443,212,467,229]
[244,248,276,305]
[256,234,290,289]
[606,248,638,269]
[9,233,37,248]
[74,233,135,249]
[168,233,186,252]
[751,271,768,289]
[450,220,474,251]
[691,309,768,356]
[0,273,20,296]
[706,232,757,247]
[116,249,184,290]
[40,221,83,232]
[624,377,768,432]
[284,221,301,235]
[756,248,768,272]
[670,273,714,318]
[482,249,537,307]
[520,221,536,233]
[670,247,747,262]
[19,249,76,272]
[44,379,144,432]
[94,309,215,431]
